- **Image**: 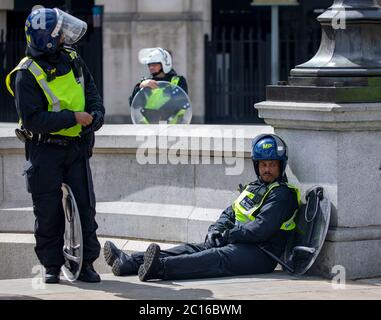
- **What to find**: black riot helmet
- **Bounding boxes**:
[251,133,288,179]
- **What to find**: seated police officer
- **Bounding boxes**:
[129,48,188,124]
[6,8,105,283]
[104,134,300,281]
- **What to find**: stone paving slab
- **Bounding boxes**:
[0,272,380,300]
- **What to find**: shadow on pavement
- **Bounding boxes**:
[69,277,214,300]
[0,294,42,300]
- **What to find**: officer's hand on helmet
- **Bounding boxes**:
[140,79,158,89]
[75,112,93,127]
[204,230,222,249]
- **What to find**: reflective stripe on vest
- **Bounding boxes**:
[28,61,61,112]
[6,57,32,96]
[5,51,85,137]
[5,57,61,112]
[144,76,180,110]
[232,182,301,231]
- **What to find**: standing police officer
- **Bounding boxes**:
[6,7,105,283]
[104,134,300,281]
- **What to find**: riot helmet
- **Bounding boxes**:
[25,8,87,55]
[139,47,172,74]
[251,134,288,179]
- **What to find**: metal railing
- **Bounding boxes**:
[204,25,321,124]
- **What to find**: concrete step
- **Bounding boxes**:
[0,201,221,243]
[96,201,221,243]
[0,232,178,280]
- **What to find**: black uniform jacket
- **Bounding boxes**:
[209,178,300,256]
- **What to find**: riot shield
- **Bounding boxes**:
[61,183,83,282]
[257,186,331,275]
[282,186,331,275]
[131,81,192,124]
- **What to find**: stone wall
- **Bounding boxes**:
[0,123,275,244]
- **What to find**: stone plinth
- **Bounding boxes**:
[256,0,381,279]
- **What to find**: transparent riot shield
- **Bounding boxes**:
[131,81,192,124]
[61,183,83,282]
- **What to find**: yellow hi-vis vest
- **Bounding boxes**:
[232,181,301,231]
[5,48,85,137]
[144,76,180,110]
[139,76,184,124]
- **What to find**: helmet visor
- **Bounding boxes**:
[53,8,87,45]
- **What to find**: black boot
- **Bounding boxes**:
[44,266,61,284]
[104,241,122,267]
[112,252,139,276]
[138,243,164,281]
[104,240,139,276]
[78,262,101,283]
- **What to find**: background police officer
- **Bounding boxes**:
[129,47,188,105]
[6,7,105,283]
[129,48,190,124]
[103,134,300,281]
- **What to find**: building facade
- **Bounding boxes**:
[0,0,352,124]
[95,0,211,124]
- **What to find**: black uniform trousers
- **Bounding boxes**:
[130,242,278,280]
[25,139,100,267]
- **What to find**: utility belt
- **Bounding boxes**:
[33,134,81,147]
[16,128,80,147]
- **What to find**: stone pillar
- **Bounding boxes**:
[95,0,211,124]
[256,0,381,279]
[0,0,14,32]
[0,11,6,32]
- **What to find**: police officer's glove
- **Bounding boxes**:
[90,111,104,132]
[80,111,104,138]
[215,230,231,247]
[204,230,222,249]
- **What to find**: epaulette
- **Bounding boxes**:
[19,58,33,70]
